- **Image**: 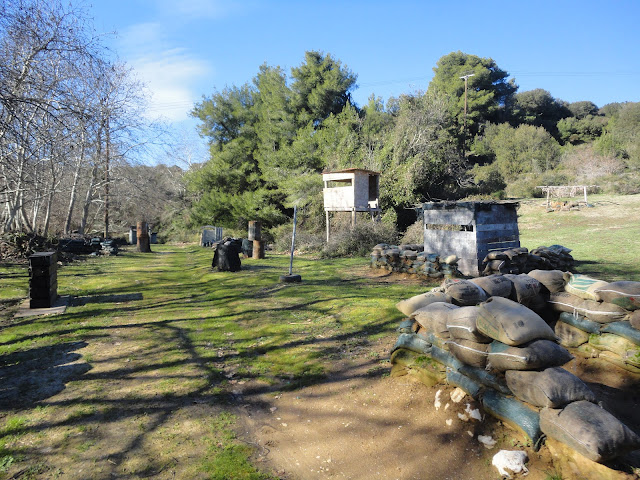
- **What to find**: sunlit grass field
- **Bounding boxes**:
[0,192,638,478]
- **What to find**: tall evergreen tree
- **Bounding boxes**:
[428,51,517,144]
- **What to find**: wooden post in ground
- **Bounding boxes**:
[248,221,265,259]
[325,211,331,242]
[136,221,152,253]
[545,187,550,209]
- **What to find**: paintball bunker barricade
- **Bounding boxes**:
[129,226,158,245]
[29,252,58,308]
[201,226,223,247]
[212,238,242,272]
[422,201,520,277]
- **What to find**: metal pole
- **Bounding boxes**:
[459,73,474,155]
[289,205,298,276]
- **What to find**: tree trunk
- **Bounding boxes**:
[136,221,151,253]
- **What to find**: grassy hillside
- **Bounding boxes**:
[518,193,640,281]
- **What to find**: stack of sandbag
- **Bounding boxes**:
[391,286,569,447]
[481,247,529,275]
[370,244,461,279]
[550,275,640,374]
[457,272,550,313]
[481,245,574,276]
[529,245,574,271]
[391,275,640,464]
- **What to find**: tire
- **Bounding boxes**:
[279,274,302,283]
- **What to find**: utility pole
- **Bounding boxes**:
[459,73,474,155]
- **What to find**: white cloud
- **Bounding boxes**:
[117,23,212,122]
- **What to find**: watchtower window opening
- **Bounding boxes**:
[327,179,352,188]
[425,223,474,232]
[368,175,378,201]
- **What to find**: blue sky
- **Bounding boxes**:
[89,0,639,153]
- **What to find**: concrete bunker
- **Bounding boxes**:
[422,201,520,277]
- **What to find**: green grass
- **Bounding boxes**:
[0,194,637,477]
[518,193,640,281]
[0,246,423,478]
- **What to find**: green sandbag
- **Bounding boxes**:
[557,311,600,334]
[481,389,543,449]
[564,273,609,301]
[477,296,557,346]
[391,333,432,355]
[554,320,590,348]
[396,318,414,334]
[430,345,464,371]
[588,333,638,359]
[458,364,511,395]
[601,321,640,346]
[598,350,640,373]
[390,349,446,387]
[487,339,573,371]
[540,401,640,463]
[446,369,481,398]
[594,281,640,311]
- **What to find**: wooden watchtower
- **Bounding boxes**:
[322,168,381,242]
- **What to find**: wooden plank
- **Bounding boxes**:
[476,231,519,243]
[475,223,520,232]
[423,209,475,225]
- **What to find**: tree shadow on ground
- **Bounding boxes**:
[71,293,144,306]
[0,341,90,409]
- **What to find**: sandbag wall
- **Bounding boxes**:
[481,245,574,275]
[391,272,640,464]
[370,243,461,279]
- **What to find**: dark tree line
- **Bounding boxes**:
[185,50,639,234]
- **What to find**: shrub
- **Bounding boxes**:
[599,171,640,195]
[505,174,543,198]
[400,220,424,245]
[270,222,325,254]
[322,221,398,258]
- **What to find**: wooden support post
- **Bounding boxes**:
[351,209,356,228]
[326,210,330,242]
[546,187,550,209]
[136,221,151,253]
[248,221,264,259]
[252,240,265,259]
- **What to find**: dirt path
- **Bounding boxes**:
[225,266,555,480]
